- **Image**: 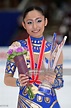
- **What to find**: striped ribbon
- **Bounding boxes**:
[27,36,46,84]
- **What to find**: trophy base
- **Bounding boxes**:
[38,85,52,95]
[38,80,52,95]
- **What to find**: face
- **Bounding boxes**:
[22,10,48,38]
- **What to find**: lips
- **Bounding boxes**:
[32,30,40,33]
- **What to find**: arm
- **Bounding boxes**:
[4,41,29,87]
[4,60,29,87]
[4,60,17,87]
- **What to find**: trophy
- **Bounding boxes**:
[38,33,67,94]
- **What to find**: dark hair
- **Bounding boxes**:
[23,6,46,20]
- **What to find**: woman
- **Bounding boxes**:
[4,6,64,108]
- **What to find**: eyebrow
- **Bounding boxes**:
[26,17,42,22]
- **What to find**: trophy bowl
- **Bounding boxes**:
[29,69,56,95]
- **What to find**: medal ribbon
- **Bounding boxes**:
[27,36,46,84]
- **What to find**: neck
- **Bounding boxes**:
[30,36,44,44]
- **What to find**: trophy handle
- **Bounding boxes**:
[48,33,57,71]
[48,33,67,71]
[53,36,67,69]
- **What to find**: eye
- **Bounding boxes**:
[37,19,42,23]
[27,21,32,24]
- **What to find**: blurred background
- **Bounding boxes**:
[0,0,71,108]
[0,0,71,46]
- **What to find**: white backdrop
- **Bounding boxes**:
[0,46,71,108]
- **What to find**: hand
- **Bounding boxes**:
[19,74,29,86]
[45,71,56,85]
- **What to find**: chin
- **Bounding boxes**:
[31,33,42,38]
[33,35,42,38]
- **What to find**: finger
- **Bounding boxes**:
[19,76,29,82]
[46,73,56,79]
[19,74,29,79]
[20,78,29,86]
[21,82,27,87]
[20,78,29,84]
[45,76,55,84]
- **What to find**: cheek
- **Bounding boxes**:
[25,25,32,32]
[40,23,45,30]
[39,22,45,28]
[26,27,32,34]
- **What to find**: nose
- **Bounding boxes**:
[33,22,37,29]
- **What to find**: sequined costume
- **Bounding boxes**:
[5,36,64,108]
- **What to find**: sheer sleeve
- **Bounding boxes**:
[5,60,16,75]
[52,64,64,89]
